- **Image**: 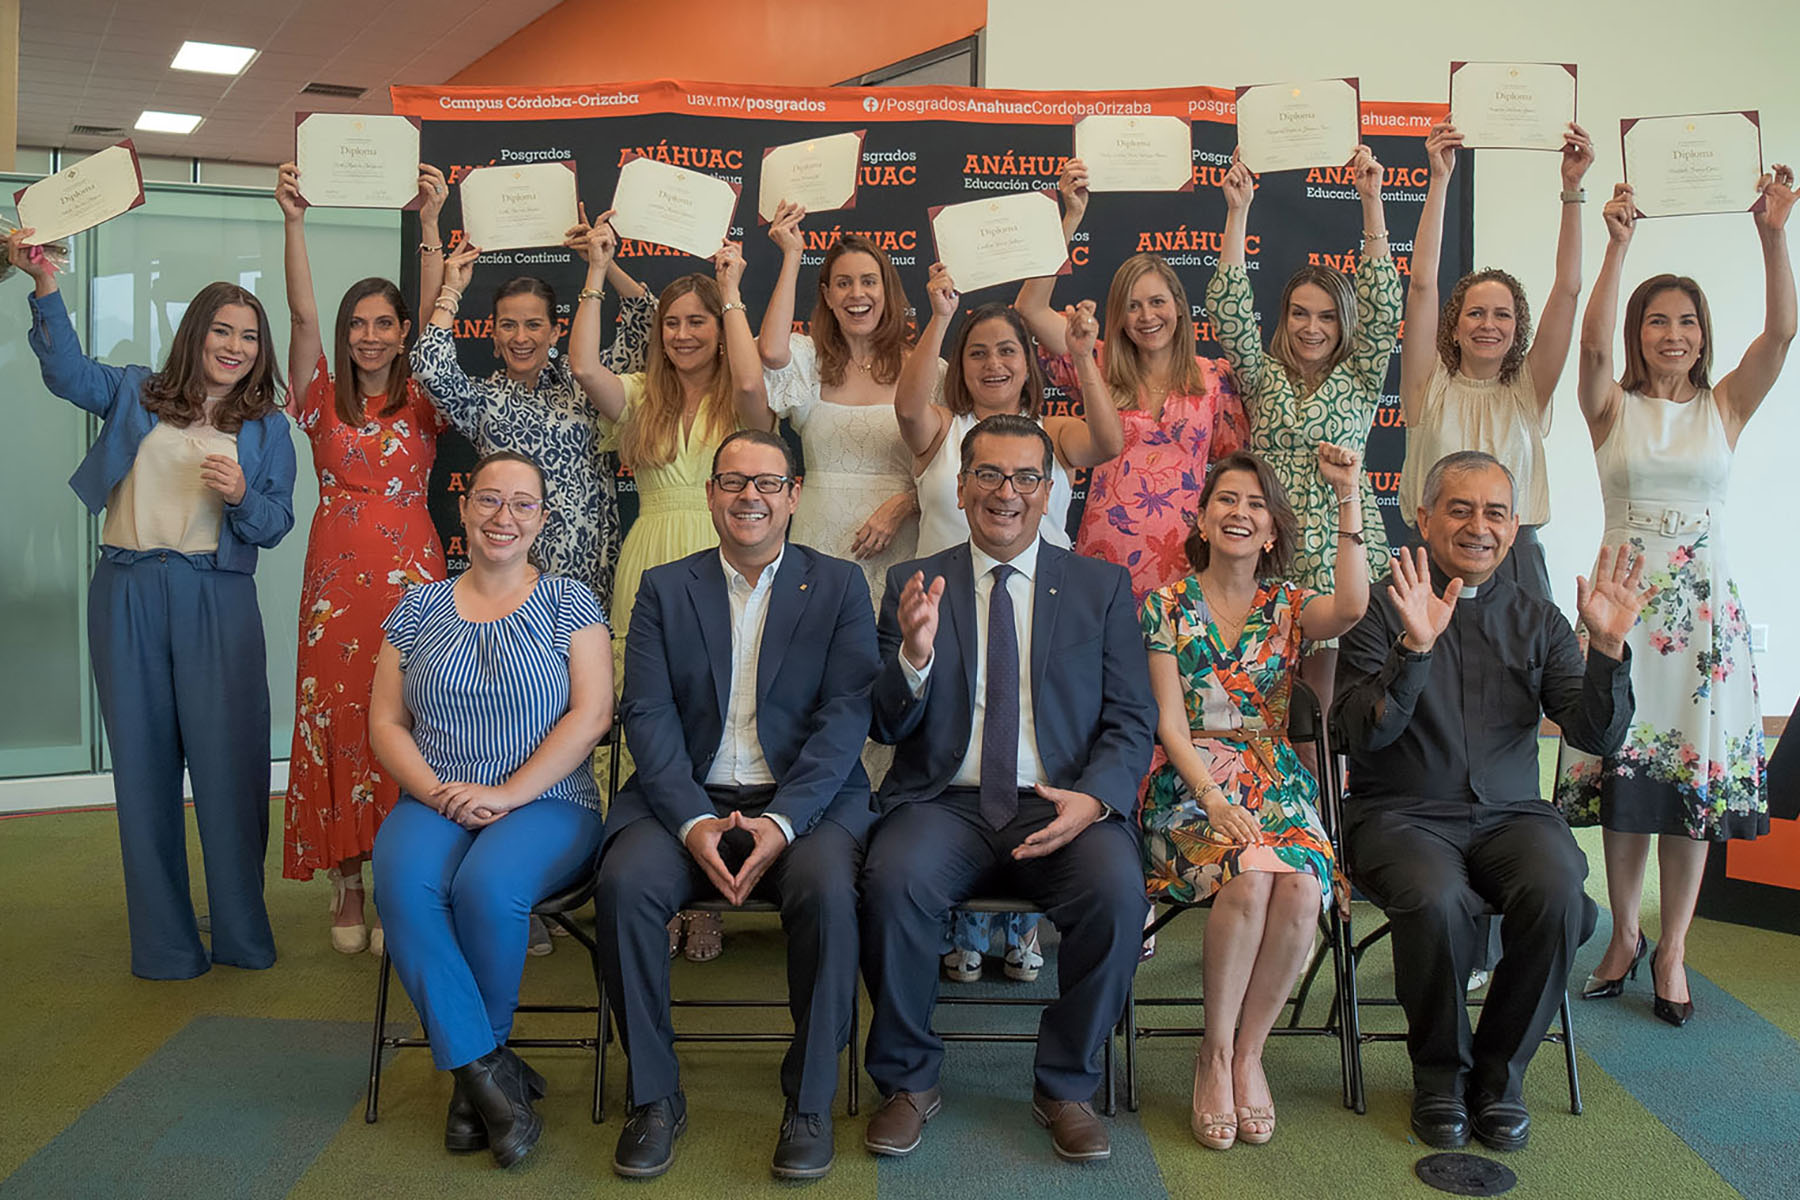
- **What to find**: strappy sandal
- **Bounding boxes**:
[1192,1110,1237,1150]
[666,916,683,960]
[1236,1104,1275,1144]
[326,867,369,955]
[682,910,722,963]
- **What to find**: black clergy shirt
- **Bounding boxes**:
[1332,568,1634,812]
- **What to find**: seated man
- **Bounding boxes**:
[1332,450,1653,1151]
[596,429,878,1181]
[860,413,1156,1163]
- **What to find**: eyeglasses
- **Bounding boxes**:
[468,491,542,518]
[711,472,795,494]
[962,466,1048,495]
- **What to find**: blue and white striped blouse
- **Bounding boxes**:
[383,574,608,812]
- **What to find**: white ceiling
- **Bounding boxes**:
[17,0,564,165]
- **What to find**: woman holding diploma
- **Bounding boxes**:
[1141,447,1365,1148]
[568,227,765,964]
[1397,121,1595,600]
[1207,147,1401,709]
[7,228,295,980]
[1017,158,1248,602]
[412,201,654,618]
[749,203,919,606]
[276,163,451,954]
[1556,169,1796,1026]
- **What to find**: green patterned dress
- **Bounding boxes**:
[1204,259,1401,610]
[1139,577,1345,912]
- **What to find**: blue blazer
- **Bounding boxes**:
[610,543,880,845]
[28,289,296,574]
[871,541,1156,818]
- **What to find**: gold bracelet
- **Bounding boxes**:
[721,300,748,316]
[578,287,604,303]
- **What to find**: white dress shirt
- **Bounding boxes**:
[901,537,1047,789]
[681,547,795,845]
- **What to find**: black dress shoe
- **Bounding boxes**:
[450,1048,543,1167]
[445,1079,486,1153]
[771,1099,835,1180]
[1650,944,1696,1026]
[1581,931,1650,1000]
[1470,1092,1531,1151]
[613,1091,687,1179]
[1410,1090,1470,1149]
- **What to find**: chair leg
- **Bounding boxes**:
[1102,1011,1116,1118]
[365,949,392,1124]
[1124,983,1139,1113]
[597,971,611,1124]
[589,939,605,1125]
[849,984,862,1118]
[1561,993,1583,1116]
[1340,913,1368,1115]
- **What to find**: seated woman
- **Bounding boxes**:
[1139,448,1368,1150]
[369,450,613,1168]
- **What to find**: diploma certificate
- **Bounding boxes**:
[1234,79,1361,174]
[1449,62,1577,151]
[758,130,863,222]
[459,162,581,252]
[294,113,422,209]
[610,156,741,258]
[1074,114,1194,193]
[929,192,1069,294]
[1623,112,1764,218]
[13,141,145,244]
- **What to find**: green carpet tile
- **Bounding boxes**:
[3,782,1795,1198]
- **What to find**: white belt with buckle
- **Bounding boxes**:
[1622,501,1710,538]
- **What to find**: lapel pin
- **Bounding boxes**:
[799,583,808,591]
[1049,587,1058,595]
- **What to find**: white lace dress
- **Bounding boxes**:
[765,334,919,606]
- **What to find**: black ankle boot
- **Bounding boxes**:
[444,1078,487,1153]
[451,1047,543,1167]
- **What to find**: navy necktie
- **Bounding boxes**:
[980,563,1021,830]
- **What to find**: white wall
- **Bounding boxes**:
[987,0,1800,716]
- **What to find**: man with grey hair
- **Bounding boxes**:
[1333,451,1655,1152]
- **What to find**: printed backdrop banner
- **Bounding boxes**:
[390,79,1471,574]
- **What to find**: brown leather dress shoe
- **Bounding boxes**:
[863,1087,941,1156]
[1032,1089,1111,1162]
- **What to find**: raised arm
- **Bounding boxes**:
[1015,158,1089,355]
[10,228,129,415]
[759,201,806,369]
[1044,300,1125,468]
[1577,184,1634,445]
[1206,159,1268,395]
[1399,123,1461,423]
[564,206,629,422]
[1330,546,1458,753]
[1352,145,1392,264]
[1523,122,1596,413]
[1297,443,1371,639]
[714,241,771,428]
[1716,164,1798,440]
[894,263,958,458]
[275,163,325,392]
[1221,155,1255,269]
[415,164,450,323]
[410,242,494,437]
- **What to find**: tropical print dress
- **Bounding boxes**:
[1205,258,1401,611]
[1139,576,1344,911]
[1554,389,1767,840]
[1041,347,1249,601]
[284,357,445,879]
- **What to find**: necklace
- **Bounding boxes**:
[850,357,874,373]
[1197,578,1256,648]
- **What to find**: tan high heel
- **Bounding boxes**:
[327,867,369,954]
[1192,1055,1237,1150]
[1235,1104,1275,1144]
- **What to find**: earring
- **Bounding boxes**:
[1263,541,1274,552]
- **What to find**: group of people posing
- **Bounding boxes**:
[7,118,1793,1179]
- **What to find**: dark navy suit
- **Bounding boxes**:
[861,540,1156,1101]
[597,544,877,1112]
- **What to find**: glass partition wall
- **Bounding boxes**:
[0,175,399,778]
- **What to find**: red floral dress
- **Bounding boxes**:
[1042,348,1247,601]
[284,357,446,879]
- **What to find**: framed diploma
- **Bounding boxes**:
[757,130,864,222]
[610,155,741,259]
[458,162,581,252]
[1449,62,1578,151]
[928,192,1070,294]
[1234,79,1361,174]
[294,113,422,209]
[1623,112,1764,218]
[13,141,145,244]
[1073,114,1194,193]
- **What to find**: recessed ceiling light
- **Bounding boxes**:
[135,110,204,134]
[171,41,258,75]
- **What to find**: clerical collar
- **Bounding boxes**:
[1428,561,1486,600]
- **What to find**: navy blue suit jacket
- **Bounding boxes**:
[610,543,879,846]
[871,541,1156,819]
